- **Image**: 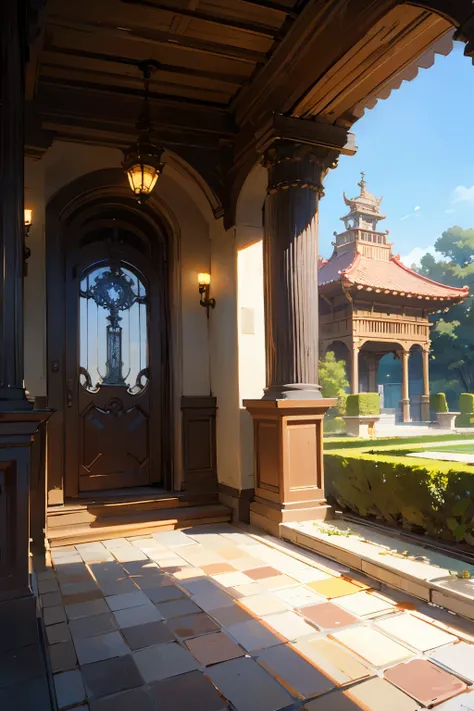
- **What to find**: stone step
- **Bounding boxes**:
[47,490,218,528]
[47,504,232,546]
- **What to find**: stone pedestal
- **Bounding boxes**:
[244,399,335,536]
[342,415,380,438]
[0,412,51,602]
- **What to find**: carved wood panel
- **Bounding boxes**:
[181,397,217,493]
[80,395,150,492]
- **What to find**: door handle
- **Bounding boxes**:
[66,379,73,408]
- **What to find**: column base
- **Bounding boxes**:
[421,395,430,422]
[262,383,322,400]
[244,398,336,537]
[400,399,411,423]
[250,497,332,537]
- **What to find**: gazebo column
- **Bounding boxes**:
[351,344,360,394]
[244,140,339,535]
[0,0,50,605]
[400,348,411,422]
[421,347,430,421]
[367,352,378,392]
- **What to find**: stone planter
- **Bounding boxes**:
[436,412,460,430]
[342,415,380,438]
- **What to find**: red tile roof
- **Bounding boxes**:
[319,250,468,300]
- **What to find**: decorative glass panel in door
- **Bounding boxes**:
[76,261,152,491]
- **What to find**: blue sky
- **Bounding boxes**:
[318,40,474,265]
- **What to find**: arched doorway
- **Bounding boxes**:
[377,353,402,412]
[46,172,173,499]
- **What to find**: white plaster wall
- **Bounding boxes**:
[209,220,241,489]
[235,164,266,490]
[43,142,124,203]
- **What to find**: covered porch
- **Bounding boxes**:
[3,0,474,708]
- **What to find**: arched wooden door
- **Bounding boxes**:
[63,231,163,495]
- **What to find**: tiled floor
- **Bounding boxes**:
[0,596,53,711]
[39,524,474,710]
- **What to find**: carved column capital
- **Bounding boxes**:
[260,141,339,197]
[454,14,474,59]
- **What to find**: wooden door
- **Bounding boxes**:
[64,239,161,493]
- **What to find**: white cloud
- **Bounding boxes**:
[452,185,474,204]
[401,206,421,221]
[401,245,438,267]
[445,208,455,214]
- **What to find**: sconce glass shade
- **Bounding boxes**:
[123,136,164,203]
[198,272,211,286]
[24,208,32,226]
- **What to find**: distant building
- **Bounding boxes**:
[318,175,468,422]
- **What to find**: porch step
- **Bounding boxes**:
[47,503,232,546]
[48,489,218,529]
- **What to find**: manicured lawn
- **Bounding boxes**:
[420,443,474,455]
[324,432,474,451]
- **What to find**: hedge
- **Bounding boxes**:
[460,393,474,414]
[456,414,474,428]
[430,392,448,413]
[324,417,346,435]
[346,393,380,417]
[325,447,474,545]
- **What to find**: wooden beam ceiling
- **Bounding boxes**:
[118,0,280,38]
[27,0,474,223]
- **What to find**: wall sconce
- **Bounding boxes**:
[198,272,215,314]
[24,208,32,276]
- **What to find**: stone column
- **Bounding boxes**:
[421,347,430,421]
[261,142,338,399]
[244,140,339,535]
[0,0,30,411]
[351,345,360,394]
[367,353,378,392]
[0,1,51,604]
[400,348,410,422]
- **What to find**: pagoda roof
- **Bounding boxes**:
[319,250,469,301]
[343,172,383,217]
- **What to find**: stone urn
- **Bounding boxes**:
[436,412,460,430]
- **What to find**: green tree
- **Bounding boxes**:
[319,351,349,415]
[418,227,474,393]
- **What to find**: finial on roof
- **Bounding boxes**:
[358,171,367,194]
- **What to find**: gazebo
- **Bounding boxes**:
[319,175,468,422]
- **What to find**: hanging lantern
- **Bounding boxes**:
[123,134,164,202]
[123,61,165,203]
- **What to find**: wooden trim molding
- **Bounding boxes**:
[181,396,217,493]
[218,483,254,523]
